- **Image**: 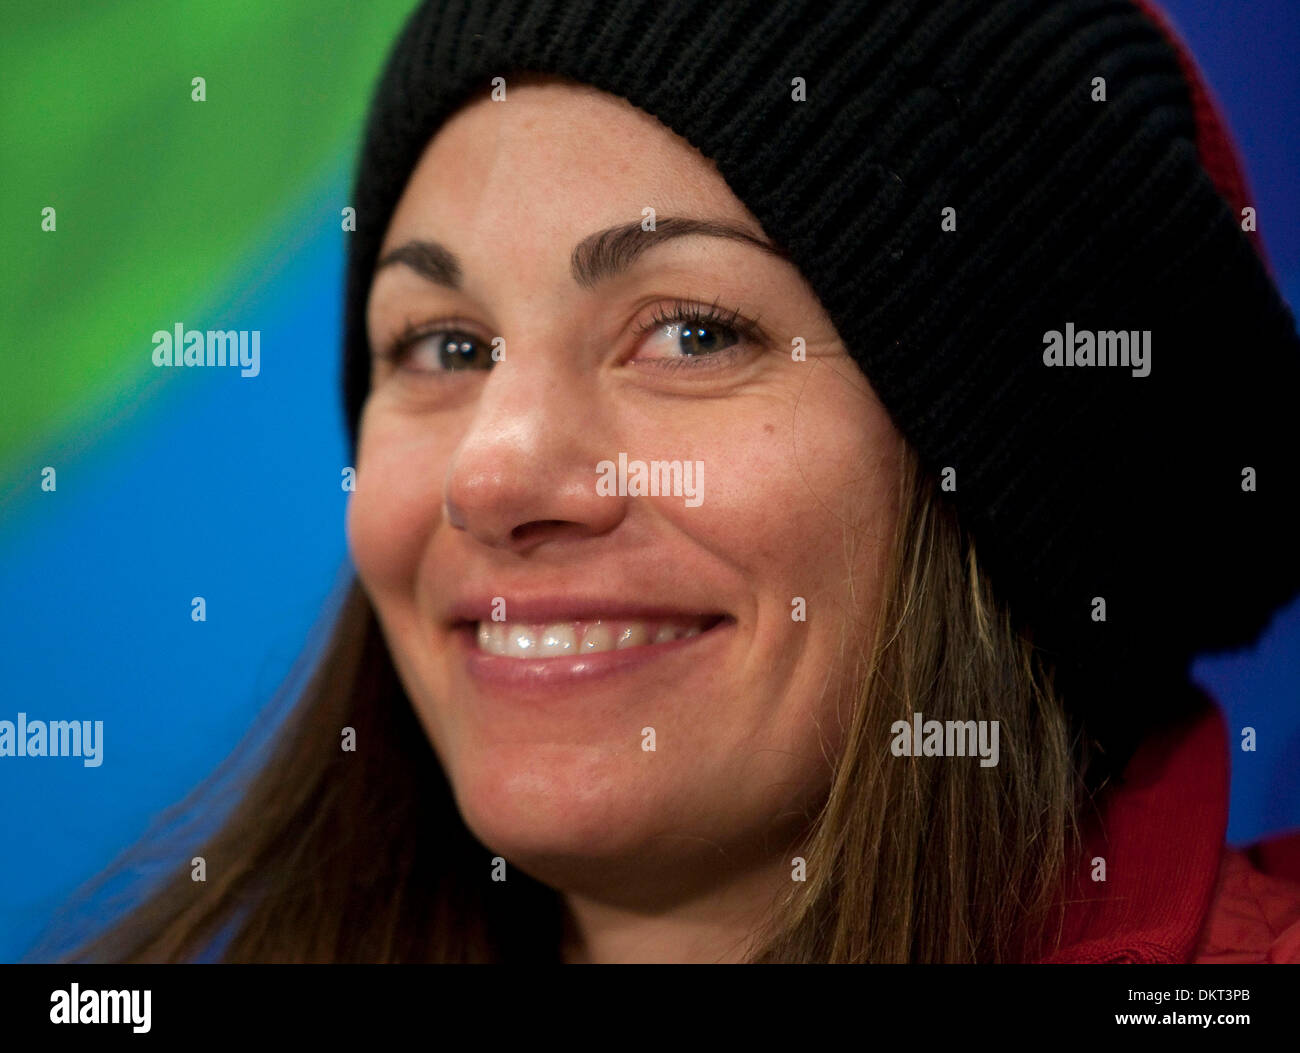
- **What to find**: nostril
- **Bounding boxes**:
[509,520,576,545]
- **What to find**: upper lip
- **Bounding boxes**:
[444,594,728,626]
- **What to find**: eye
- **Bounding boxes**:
[382,324,496,374]
[632,299,762,368]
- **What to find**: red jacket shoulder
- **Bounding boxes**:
[1194,832,1300,963]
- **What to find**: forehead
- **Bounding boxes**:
[379,78,759,253]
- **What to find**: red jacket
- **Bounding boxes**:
[1031,1,1300,964]
[1039,696,1300,963]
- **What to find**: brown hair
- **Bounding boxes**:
[41,442,1089,963]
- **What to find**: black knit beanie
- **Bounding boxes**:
[340,0,1300,774]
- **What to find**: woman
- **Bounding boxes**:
[52,0,1300,962]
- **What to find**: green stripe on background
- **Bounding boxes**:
[0,0,418,470]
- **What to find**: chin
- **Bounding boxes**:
[443,741,679,868]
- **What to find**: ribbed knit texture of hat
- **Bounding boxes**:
[341,0,1300,769]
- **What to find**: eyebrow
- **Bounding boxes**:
[373,216,791,291]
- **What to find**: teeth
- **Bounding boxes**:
[538,624,577,656]
[478,622,505,652]
[616,623,649,650]
[505,625,537,657]
[472,616,715,657]
[582,622,614,651]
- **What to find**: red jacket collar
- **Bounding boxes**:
[1037,694,1229,963]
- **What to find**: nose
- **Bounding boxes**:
[442,346,626,553]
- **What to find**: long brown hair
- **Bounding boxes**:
[38,441,1090,962]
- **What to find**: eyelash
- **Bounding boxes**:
[631,297,763,371]
[379,297,764,375]
[380,318,469,366]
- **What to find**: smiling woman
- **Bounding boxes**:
[53,0,1300,965]
[347,81,914,964]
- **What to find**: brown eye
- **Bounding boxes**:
[393,329,495,373]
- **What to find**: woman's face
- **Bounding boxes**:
[349,78,902,905]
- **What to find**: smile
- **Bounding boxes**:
[451,606,734,694]
[475,616,724,657]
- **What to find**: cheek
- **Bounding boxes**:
[681,400,895,586]
[781,384,901,581]
[346,414,446,593]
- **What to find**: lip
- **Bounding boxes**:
[452,615,735,695]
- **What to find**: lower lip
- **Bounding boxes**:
[453,620,733,695]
